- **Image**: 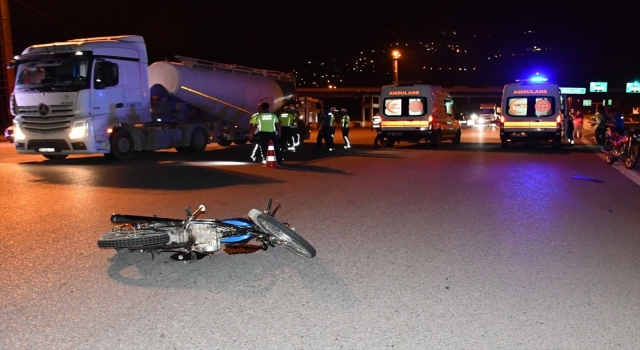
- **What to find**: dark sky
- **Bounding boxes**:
[6,0,640,86]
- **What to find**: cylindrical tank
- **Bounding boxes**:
[148,61,295,129]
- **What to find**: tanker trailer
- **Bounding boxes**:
[148,56,296,146]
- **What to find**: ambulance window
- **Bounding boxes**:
[383,97,427,116]
[507,97,528,116]
[384,98,402,116]
[409,98,425,116]
[534,97,555,117]
[444,100,454,116]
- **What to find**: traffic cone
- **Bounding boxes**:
[264,139,279,168]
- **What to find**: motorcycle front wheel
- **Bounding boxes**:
[624,144,639,169]
[605,152,616,165]
[255,214,316,258]
[97,230,170,249]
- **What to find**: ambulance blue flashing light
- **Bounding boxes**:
[529,75,548,83]
[515,73,549,84]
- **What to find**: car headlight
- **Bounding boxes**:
[13,123,25,141]
[470,113,478,120]
[69,120,88,139]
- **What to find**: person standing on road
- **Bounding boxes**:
[593,106,608,146]
[340,108,351,149]
[572,110,584,140]
[315,106,335,152]
[372,112,383,146]
[249,104,264,162]
[563,109,574,145]
[248,102,283,166]
[607,107,625,135]
[279,105,298,153]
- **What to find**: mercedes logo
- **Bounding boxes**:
[38,103,50,117]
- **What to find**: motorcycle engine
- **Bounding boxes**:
[184,222,226,253]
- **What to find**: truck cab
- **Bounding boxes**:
[10,35,152,159]
[499,79,564,148]
[378,83,461,147]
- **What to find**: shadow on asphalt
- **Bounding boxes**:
[104,248,360,307]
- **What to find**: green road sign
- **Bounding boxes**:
[626,82,640,93]
[560,87,586,94]
[583,99,592,106]
[589,82,608,92]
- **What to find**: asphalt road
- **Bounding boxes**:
[1,127,639,350]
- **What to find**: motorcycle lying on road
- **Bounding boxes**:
[601,129,639,170]
[97,199,316,261]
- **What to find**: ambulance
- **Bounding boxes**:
[378,83,462,147]
[499,77,564,148]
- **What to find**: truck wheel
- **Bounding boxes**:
[43,154,68,160]
[384,139,395,147]
[109,129,135,160]
[217,140,232,146]
[186,128,207,153]
[175,147,187,153]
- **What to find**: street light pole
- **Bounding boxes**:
[392,50,401,83]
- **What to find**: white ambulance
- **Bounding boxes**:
[378,83,462,148]
[499,79,564,148]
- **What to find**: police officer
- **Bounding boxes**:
[249,104,264,162]
[340,108,351,149]
[279,105,298,152]
[315,106,335,151]
[248,102,283,165]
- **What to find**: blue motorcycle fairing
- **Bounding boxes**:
[220,218,254,227]
[219,217,256,244]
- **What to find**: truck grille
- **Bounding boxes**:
[18,104,74,134]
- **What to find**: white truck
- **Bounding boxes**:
[8,35,295,160]
[469,103,498,126]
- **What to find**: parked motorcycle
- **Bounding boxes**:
[97,199,316,260]
[602,129,639,170]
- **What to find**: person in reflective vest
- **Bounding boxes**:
[279,106,300,152]
[248,102,283,165]
[249,104,264,162]
[340,108,351,149]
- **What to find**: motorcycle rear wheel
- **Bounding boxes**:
[255,215,316,258]
[98,230,170,249]
[624,144,639,170]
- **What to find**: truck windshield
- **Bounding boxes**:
[16,58,90,92]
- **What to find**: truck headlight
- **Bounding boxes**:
[14,123,25,141]
[69,120,88,139]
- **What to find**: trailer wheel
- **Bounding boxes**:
[109,129,135,160]
[186,128,207,153]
